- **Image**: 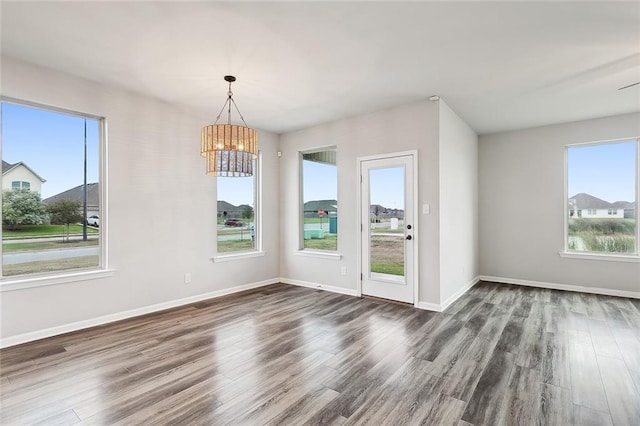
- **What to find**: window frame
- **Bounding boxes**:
[213,152,262,260]
[0,97,111,291]
[563,137,640,261]
[298,146,339,254]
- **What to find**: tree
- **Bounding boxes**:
[48,199,83,242]
[242,205,254,220]
[2,189,49,230]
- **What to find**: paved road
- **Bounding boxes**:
[3,235,99,244]
[218,234,254,242]
[3,247,99,264]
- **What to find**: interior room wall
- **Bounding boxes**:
[0,57,281,343]
[438,101,479,305]
[279,100,443,305]
[479,112,640,295]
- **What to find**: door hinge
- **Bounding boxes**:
[360,273,363,280]
[361,223,363,232]
[360,175,363,183]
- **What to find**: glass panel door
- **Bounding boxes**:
[361,154,415,303]
[369,166,405,279]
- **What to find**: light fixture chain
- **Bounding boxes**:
[213,97,230,126]
[230,97,250,128]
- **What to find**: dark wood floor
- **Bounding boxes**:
[1,281,640,425]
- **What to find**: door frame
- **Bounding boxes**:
[356,150,419,307]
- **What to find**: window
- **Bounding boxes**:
[216,157,259,254]
[11,181,31,190]
[566,139,639,256]
[1,100,103,278]
[301,148,338,251]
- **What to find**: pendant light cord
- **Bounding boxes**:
[212,79,250,127]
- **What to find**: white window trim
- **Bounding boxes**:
[299,145,338,253]
[214,152,261,257]
[0,97,110,284]
[558,251,640,263]
[563,137,640,260]
[212,250,266,263]
[1,269,115,292]
[294,249,342,260]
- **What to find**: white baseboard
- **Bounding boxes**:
[415,276,480,312]
[479,275,640,299]
[0,278,279,349]
[440,276,481,311]
[279,277,359,297]
[416,301,443,312]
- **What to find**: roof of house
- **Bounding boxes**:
[303,199,338,213]
[43,183,99,207]
[570,193,636,210]
[2,160,46,182]
[611,200,636,209]
[217,200,240,213]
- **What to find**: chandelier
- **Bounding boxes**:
[201,75,258,177]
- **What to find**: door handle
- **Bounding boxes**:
[406,235,412,240]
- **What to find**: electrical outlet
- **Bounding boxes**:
[340,266,347,276]
[184,273,192,284]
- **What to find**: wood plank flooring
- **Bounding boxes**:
[1,281,640,425]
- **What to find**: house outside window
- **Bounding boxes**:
[11,181,30,190]
[1,100,104,278]
[566,139,638,256]
[300,148,338,251]
[216,157,259,254]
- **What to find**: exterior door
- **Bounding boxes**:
[360,153,416,304]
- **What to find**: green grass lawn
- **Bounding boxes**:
[371,262,404,276]
[217,239,255,253]
[2,255,99,277]
[3,224,98,238]
[303,234,337,251]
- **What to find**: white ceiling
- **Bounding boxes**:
[2,1,639,135]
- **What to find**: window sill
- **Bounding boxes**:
[294,250,343,260]
[559,251,640,263]
[0,268,116,292]
[212,251,266,263]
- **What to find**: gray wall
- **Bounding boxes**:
[439,101,479,305]
[479,112,640,294]
[279,100,444,305]
[1,57,281,339]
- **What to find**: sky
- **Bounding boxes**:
[219,158,407,209]
[2,102,99,199]
[219,158,340,207]
[217,175,254,207]
[369,166,404,209]
[302,160,337,203]
[5,101,635,207]
[568,140,637,203]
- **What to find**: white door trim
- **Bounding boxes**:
[357,150,419,307]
